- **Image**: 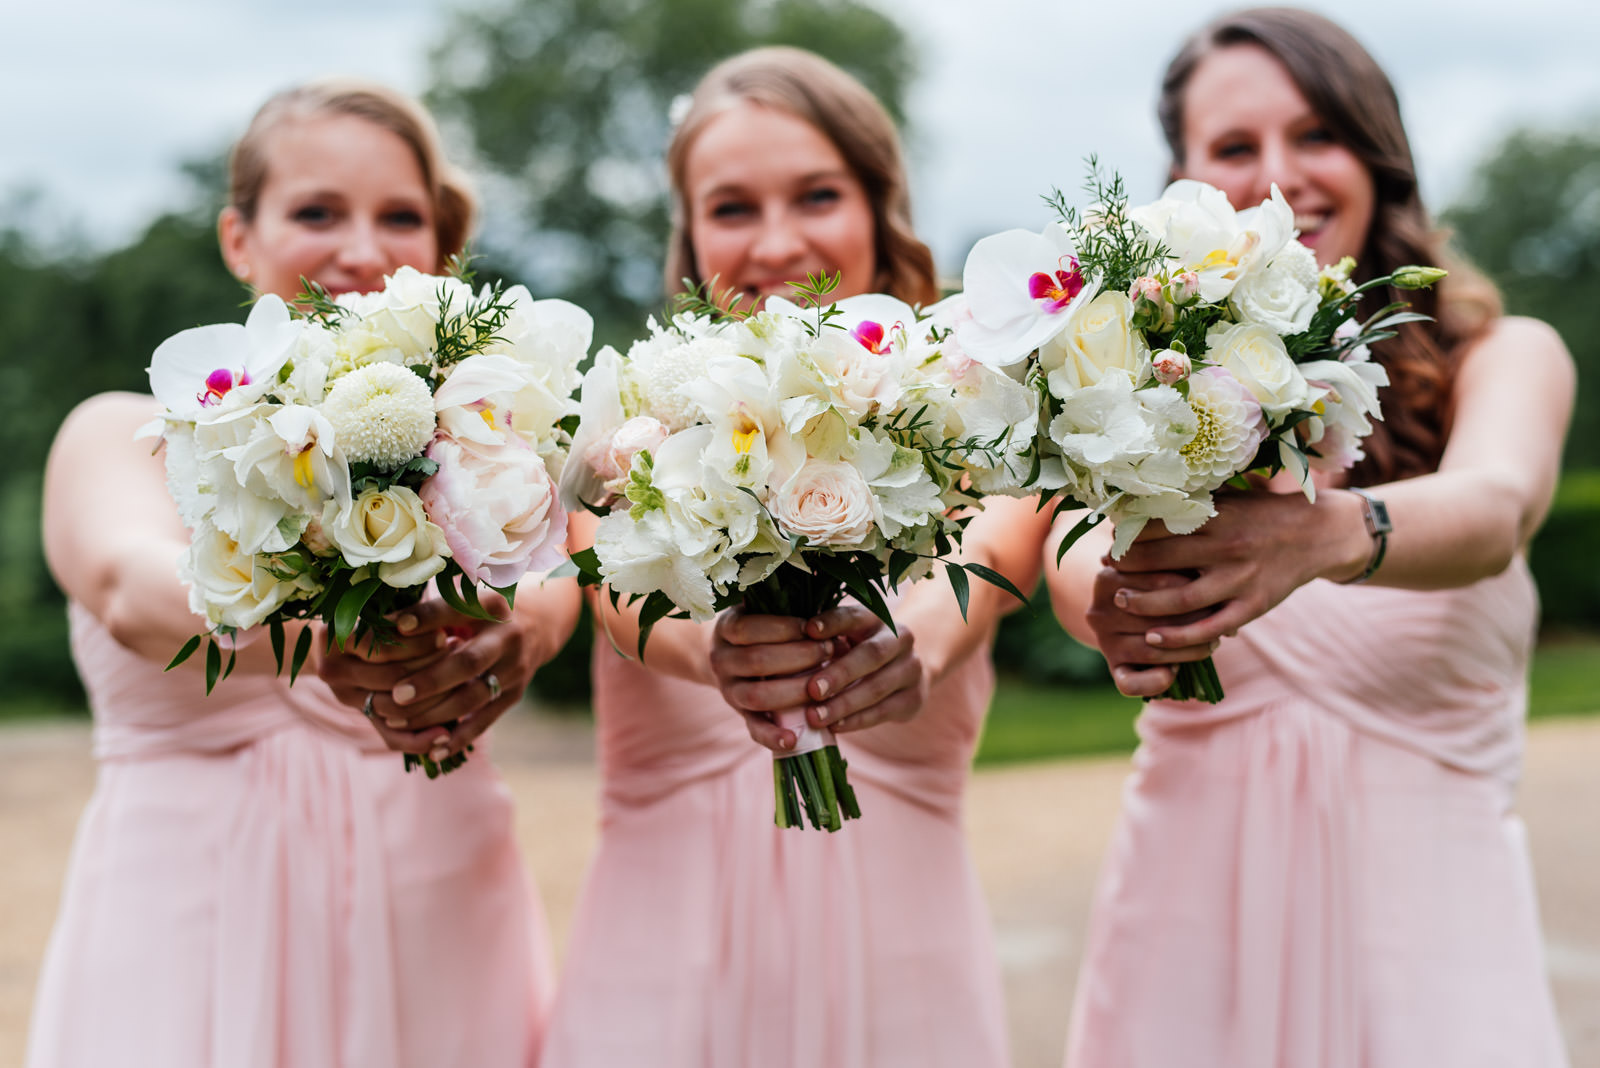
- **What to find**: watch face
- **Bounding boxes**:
[1367,497,1393,536]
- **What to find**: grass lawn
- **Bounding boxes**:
[976,634,1600,767]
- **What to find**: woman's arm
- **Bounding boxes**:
[1101,316,1576,662]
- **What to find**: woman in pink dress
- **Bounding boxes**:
[539,48,1047,1068]
[1052,10,1574,1066]
[29,80,574,1068]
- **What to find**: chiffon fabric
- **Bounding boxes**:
[1066,557,1569,1068]
[540,627,1008,1068]
[26,603,551,1068]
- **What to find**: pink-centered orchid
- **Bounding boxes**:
[956,222,1099,367]
[147,295,302,422]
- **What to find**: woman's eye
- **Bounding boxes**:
[291,204,335,226]
[800,187,841,209]
[1213,141,1254,160]
[708,201,754,221]
[381,209,426,230]
[1300,126,1335,146]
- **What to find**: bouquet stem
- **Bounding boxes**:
[1155,655,1225,704]
[747,564,863,832]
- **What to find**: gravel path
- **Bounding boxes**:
[3,712,1596,1068]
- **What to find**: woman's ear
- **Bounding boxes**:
[217,206,251,281]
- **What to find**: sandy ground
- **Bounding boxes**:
[2,712,1597,1068]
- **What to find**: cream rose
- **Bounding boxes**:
[769,459,876,547]
[1042,291,1149,396]
[181,521,315,630]
[1206,321,1309,418]
[1230,241,1320,335]
[322,486,449,588]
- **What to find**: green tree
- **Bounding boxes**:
[1442,123,1600,467]
[425,0,916,351]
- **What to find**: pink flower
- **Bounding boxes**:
[420,433,568,588]
[586,416,670,502]
[1152,349,1192,385]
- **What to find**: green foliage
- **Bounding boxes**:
[425,0,914,352]
[993,579,1113,688]
[1442,123,1600,467]
[1528,468,1600,630]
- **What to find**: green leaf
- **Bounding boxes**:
[204,639,221,695]
[166,634,202,672]
[945,562,971,621]
[1055,512,1104,566]
[567,546,604,584]
[635,591,679,659]
[490,580,517,612]
[334,577,383,646]
[269,621,285,675]
[964,562,1029,606]
[290,627,314,685]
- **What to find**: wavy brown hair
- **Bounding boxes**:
[227,78,478,264]
[664,47,938,307]
[1159,7,1501,483]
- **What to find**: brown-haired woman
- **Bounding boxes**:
[30,79,572,1068]
[541,47,1044,1067]
[1049,9,1573,1065]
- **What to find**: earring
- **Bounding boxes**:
[233,263,252,280]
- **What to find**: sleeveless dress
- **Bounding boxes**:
[26,603,552,1068]
[539,626,1009,1068]
[1065,558,1569,1067]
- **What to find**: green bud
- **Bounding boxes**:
[1392,265,1448,289]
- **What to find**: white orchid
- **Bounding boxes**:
[1131,180,1294,303]
[957,222,1098,367]
[147,295,302,423]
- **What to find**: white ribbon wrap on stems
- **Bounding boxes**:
[774,708,837,757]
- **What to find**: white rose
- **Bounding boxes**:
[1042,291,1149,396]
[1231,240,1320,335]
[322,486,449,588]
[769,459,876,547]
[181,521,316,631]
[1205,321,1309,418]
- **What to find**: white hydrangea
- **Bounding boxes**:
[321,362,436,468]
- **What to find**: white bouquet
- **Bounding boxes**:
[144,266,592,775]
[956,165,1444,702]
[563,277,1033,830]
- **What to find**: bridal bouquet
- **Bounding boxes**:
[954,166,1443,702]
[562,277,1033,830]
[145,266,591,775]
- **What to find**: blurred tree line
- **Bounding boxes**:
[0,0,1596,708]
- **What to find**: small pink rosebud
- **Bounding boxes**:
[1152,348,1192,385]
[1168,271,1201,305]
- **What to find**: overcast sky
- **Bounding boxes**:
[5,0,1597,275]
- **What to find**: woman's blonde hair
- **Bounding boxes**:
[227,77,477,264]
[664,47,938,307]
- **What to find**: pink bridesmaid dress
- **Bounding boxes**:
[1066,557,1569,1067]
[539,628,1009,1068]
[26,603,553,1068]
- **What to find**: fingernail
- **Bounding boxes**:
[819,640,834,659]
[1114,589,1130,608]
[779,732,795,750]
[1146,631,1164,646]
[812,704,829,724]
[434,632,448,649]
[814,676,830,698]
[393,683,416,704]
[806,618,825,637]
[385,716,406,729]
[397,614,418,634]
[429,745,450,763]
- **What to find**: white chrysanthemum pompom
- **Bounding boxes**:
[322,362,436,468]
[638,335,737,430]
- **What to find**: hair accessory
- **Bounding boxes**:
[1341,486,1391,584]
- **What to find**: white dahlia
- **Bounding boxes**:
[1180,367,1268,491]
[322,363,436,469]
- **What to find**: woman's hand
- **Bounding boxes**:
[1084,565,1221,697]
[318,585,569,764]
[710,604,926,752]
[1106,488,1370,650]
